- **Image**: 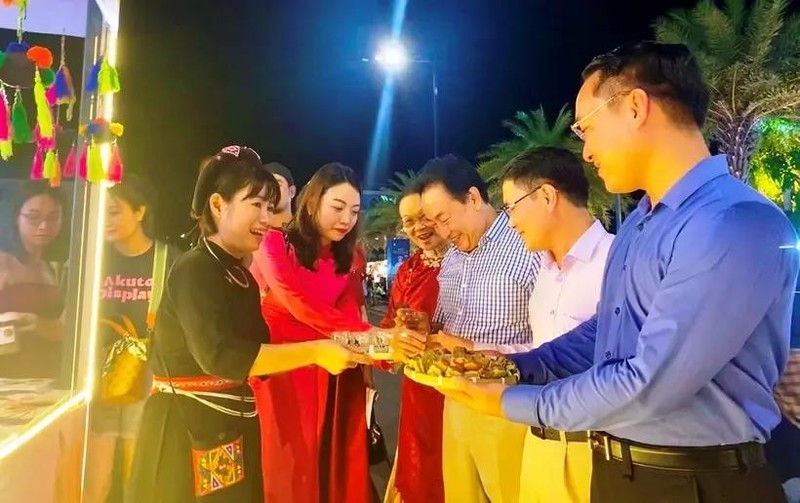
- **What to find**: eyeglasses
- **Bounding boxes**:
[570,90,631,141]
[501,185,546,214]
[401,215,433,230]
[20,212,61,227]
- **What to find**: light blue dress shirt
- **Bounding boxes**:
[503,155,800,446]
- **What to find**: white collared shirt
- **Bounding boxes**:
[528,220,613,346]
[475,220,613,353]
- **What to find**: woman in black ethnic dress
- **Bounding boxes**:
[127,146,369,503]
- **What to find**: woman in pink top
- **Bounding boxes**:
[251,163,374,503]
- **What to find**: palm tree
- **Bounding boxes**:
[653,0,800,182]
[361,169,420,242]
[478,106,617,225]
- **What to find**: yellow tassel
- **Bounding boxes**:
[43,150,56,179]
[87,144,104,183]
[33,70,53,139]
[0,139,12,160]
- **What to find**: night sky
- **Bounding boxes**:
[114,0,791,237]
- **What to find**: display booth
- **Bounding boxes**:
[0,1,120,501]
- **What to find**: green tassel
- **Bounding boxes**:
[87,144,104,183]
[34,70,53,139]
[0,139,12,160]
[0,51,6,69]
[98,59,121,94]
[41,68,55,87]
[11,89,32,143]
[43,150,56,179]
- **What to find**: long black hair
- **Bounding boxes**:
[0,180,68,263]
[287,162,361,274]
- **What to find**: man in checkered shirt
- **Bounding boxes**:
[415,155,541,503]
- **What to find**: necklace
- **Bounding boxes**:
[203,238,250,289]
[420,250,445,268]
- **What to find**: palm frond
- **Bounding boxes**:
[770,13,800,74]
[654,0,800,182]
[694,0,740,65]
[744,0,789,66]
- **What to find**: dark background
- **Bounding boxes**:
[5,1,800,239]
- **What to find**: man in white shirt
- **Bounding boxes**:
[502,146,613,503]
[435,146,613,502]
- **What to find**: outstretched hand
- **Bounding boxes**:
[436,378,507,418]
[316,340,373,375]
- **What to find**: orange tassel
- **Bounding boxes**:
[49,153,62,187]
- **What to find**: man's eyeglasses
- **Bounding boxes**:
[501,185,546,214]
[570,90,631,141]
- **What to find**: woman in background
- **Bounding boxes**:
[251,162,374,503]
[382,188,448,503]
[0,181,66,378]
[85,175,176,503]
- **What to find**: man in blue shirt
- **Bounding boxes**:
[440,41,799,503]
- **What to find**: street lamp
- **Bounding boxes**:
[364,40,440,157]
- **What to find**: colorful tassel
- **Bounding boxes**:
[87,143,104,183]
[55,65,75,120]
[0,89,9,141]
[30,146,43,179]
[6,42,28,54]
[40,68,55,87]
[63,143,76,177]
[33,70,53,139]
[97,59,120,94]
[46,84,56,107]
[26,46,53,69]
[49,152,61,187]
[78,145,88,180]
[43,149,56,179]
[109,122,124,137]
[107,143,123,182]
[11,89,32,143]
[0,51,6,69]
[85,60,101,93]
[0,139,12,160]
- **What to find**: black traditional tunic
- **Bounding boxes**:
[127,241,267,503]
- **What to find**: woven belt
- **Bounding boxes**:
[152,377,256,418]
[152,375,241,392]
[529,426,589,443]
[590,432,767,471]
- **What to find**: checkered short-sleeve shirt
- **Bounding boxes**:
[434,212,541,345]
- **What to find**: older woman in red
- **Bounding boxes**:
[383,188,449,503]
[251,163,374,503]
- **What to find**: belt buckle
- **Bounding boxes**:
[589,432,611,461]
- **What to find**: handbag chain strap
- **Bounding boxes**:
[153,243,246,446]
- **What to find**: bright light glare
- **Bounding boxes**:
[375,42,408,72]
